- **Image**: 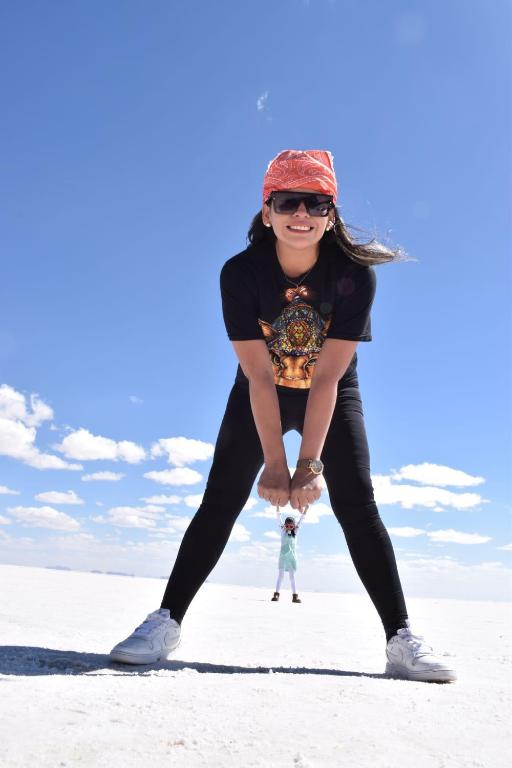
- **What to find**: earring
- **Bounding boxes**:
[264,222,271,228]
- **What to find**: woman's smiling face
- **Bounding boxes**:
[262,188,335,251]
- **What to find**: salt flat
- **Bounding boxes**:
[0,563,510,768]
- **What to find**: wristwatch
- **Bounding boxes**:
[296,458,324,475]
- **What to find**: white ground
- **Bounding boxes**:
[0,563,511,768]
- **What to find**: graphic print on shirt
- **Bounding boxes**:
[258,284,331,389]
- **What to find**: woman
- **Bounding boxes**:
[109,149,457,683]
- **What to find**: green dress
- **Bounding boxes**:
[279,529,298,571]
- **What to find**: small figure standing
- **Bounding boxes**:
[271,505,307,603]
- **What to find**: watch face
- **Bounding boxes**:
[311,459,323,473]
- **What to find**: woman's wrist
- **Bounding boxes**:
[264,455,288,468]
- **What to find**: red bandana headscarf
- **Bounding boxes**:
[262,149,338,205]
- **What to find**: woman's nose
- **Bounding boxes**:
[293,201,309,216]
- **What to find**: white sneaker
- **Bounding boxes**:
[109,608,181,665]
[385,625,457,682]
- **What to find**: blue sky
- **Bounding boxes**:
[1,0,511,602]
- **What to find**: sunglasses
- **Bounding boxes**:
[266,191,334,217]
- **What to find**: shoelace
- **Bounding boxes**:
[133,613,165,636]
[398,629,434,658]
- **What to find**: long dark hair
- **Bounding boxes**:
[284,516,297,537]
[247,204,411,267]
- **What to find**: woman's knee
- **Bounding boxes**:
[324,469,375,508]
[332,499,385,537]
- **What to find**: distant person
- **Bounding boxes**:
[271,506,307,603]
[109,149,457,683]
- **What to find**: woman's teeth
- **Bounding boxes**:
[287,225,312,231]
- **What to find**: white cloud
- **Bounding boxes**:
[0,515,12,525]
[497,543,512,551]
[0,384,54,426]
[427,529,492,545]
[7,505,80,531]
[148,528,176,537]
[82,471,125,482]
[48,532,97,547]
[372,473,487,511]
[140,494,182,505]
[229,523,251,543]
[0,485,20,495]
[129,396,143,404]
[144,468,203,486]
[55,428,146,463]
[388,526,426,538]
[391,462,485,488]
[0,384,26,421]
[297,501,332,523]
[252,506,285,520]
[243,497,260,511]
[117,440,146,463]
[164,515,192,532]
[257,91,268,111]
[388,526,492,545]
[92,504,166,529]
[236,539,277,563]
[150,436,214,466]
[0,399,81,471]
[264,531,281,540]
[25,394,54,427]
[34,490,84,505]
[183,493,204,507]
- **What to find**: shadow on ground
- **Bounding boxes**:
[0,645,398,680]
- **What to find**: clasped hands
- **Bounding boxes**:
[257,461,322,513]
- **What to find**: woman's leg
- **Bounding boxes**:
[275,569,285,592]
[289,571,297,593]
[319,381,409,641]
[160,383,265,624]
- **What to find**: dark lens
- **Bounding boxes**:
[272,193,303,214]
[271,192,332,217]
[307,195,333,217]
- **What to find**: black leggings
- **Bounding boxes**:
[160,375,409,640]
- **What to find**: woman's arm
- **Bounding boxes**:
[231,340,290,506]
[294,511,306,532]
[298,339,359,461]
[231,340,287,466]
[289,340,358,512]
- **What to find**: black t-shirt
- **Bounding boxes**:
[220,238,376,392]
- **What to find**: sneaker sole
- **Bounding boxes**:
[385,660,457,683]
[109,638,181,666]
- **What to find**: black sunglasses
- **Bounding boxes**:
[266,191,334,217]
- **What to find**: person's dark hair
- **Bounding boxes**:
[284,516,297,537]
[247,203,411,266]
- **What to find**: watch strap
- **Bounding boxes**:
[296,458,323,473]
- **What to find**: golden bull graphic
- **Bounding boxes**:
[258,285,332,389]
